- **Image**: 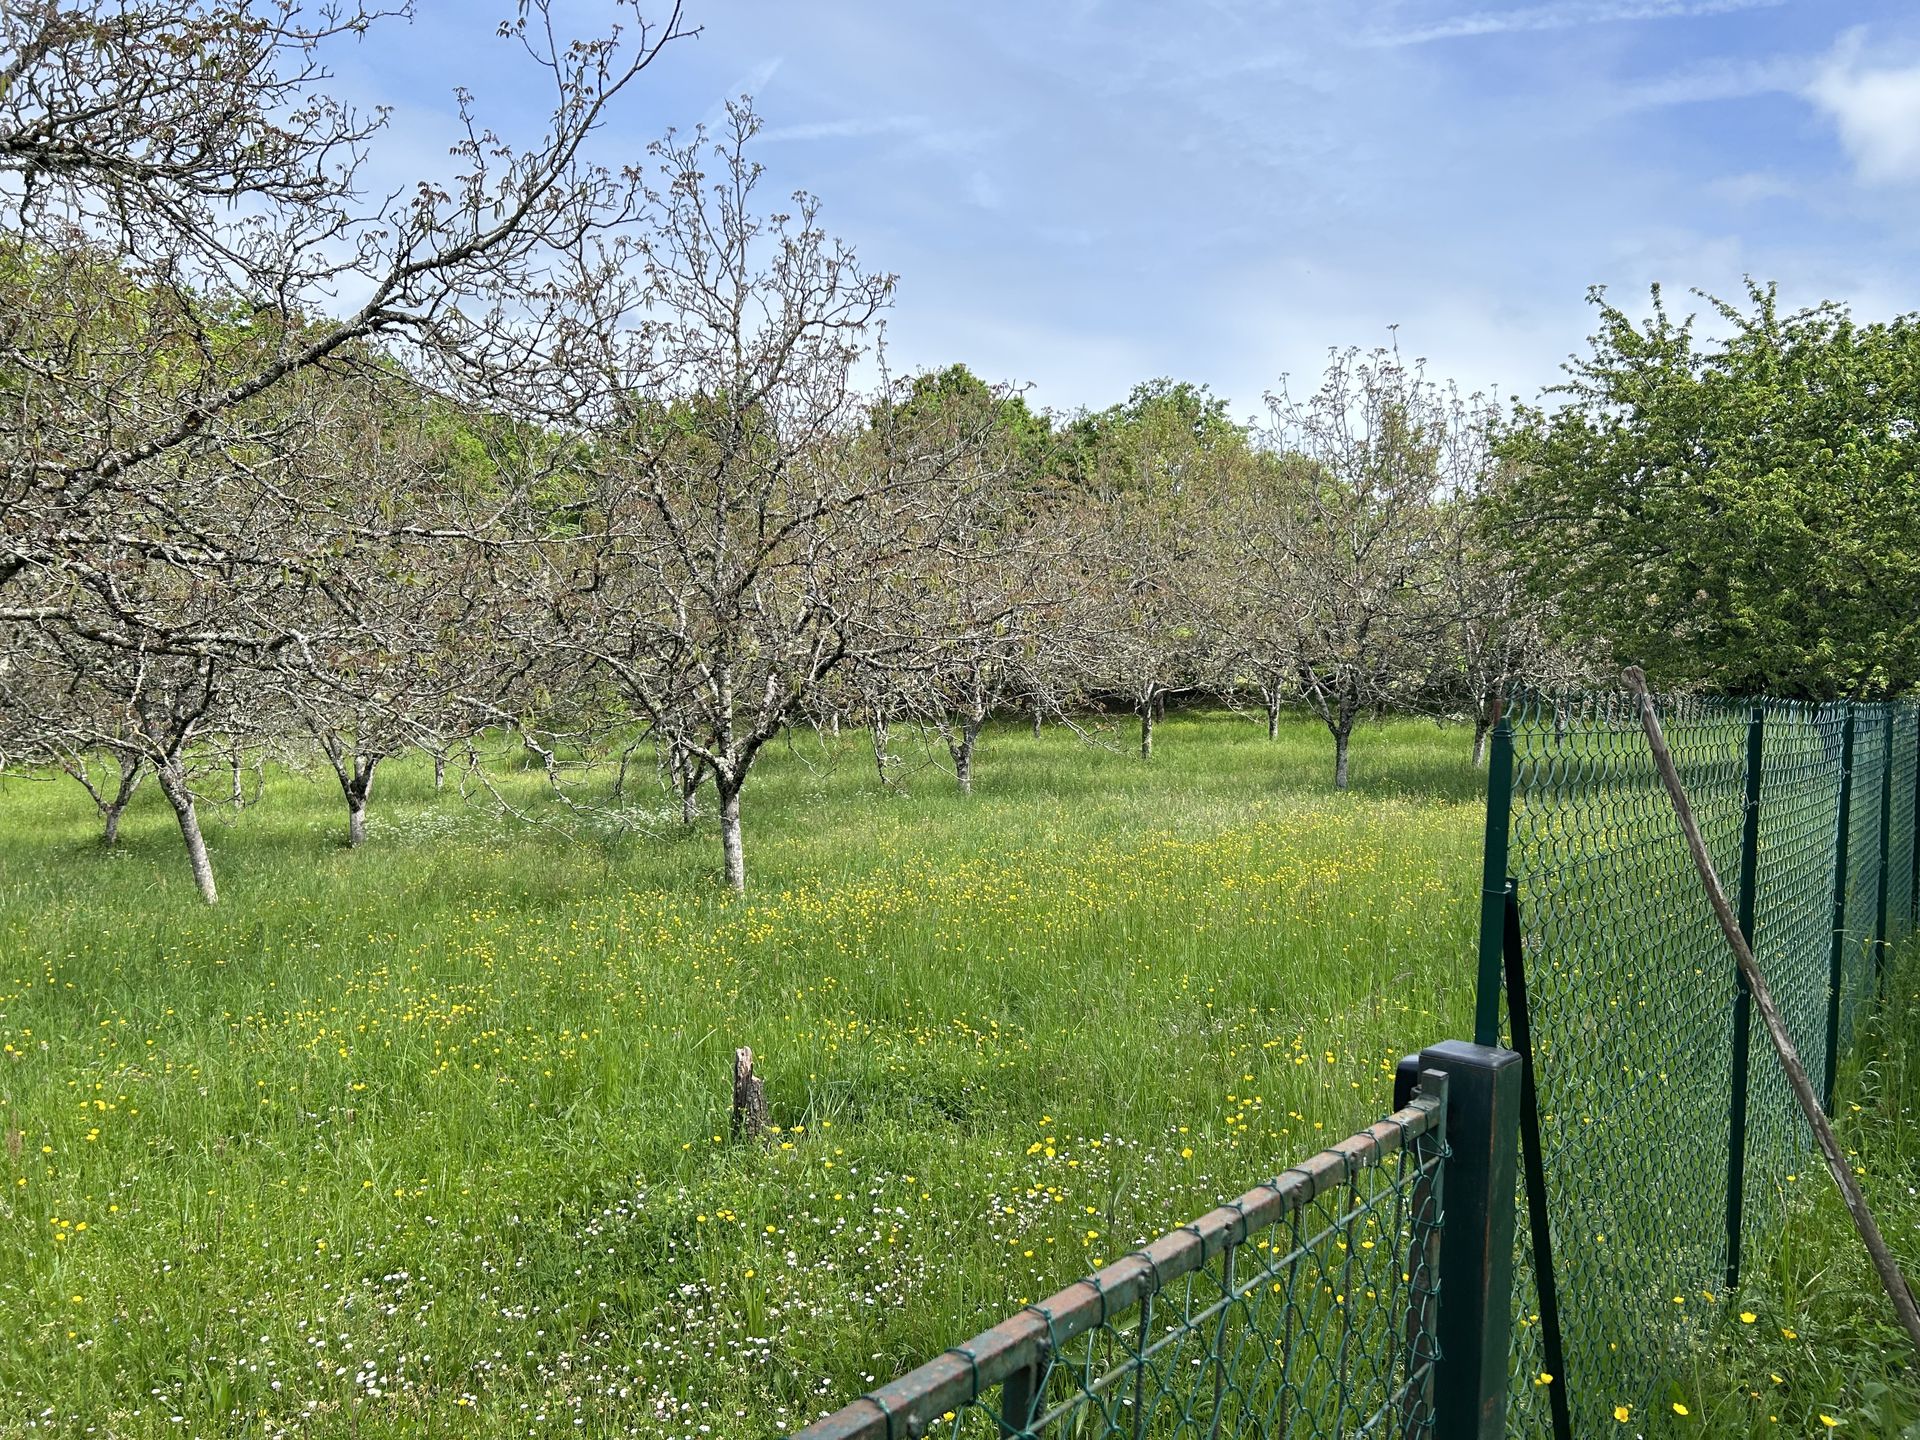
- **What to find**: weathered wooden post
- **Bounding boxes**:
[731,1046,770,1142]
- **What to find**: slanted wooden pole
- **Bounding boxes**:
[1623,667,1920,1363]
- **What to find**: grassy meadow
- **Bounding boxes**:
[0,710,1913,1438]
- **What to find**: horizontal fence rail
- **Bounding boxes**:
[1487,691,1920,1439]
[790,1085,1450,1440]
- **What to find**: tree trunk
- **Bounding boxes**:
[871,714,893,789]
[952,719,981,796]
[1139,702,1155,761]
[1267,698,1282,741]
[433,751,447,792]
[718,778,746,894]
[678,747,700,826]
[332,754,379,848]
[1471,717,1491,769]
[1031,705,1043,740]
[229,755,245,809]
[154,759,218,904]
[664,742,682,813]
[1333,726,1352,791]
[101,756,145,847]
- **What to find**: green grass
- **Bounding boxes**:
[0,709,1913,1437]
[1654,950,1920,1440]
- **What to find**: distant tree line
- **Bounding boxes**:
[4,2,1916,898]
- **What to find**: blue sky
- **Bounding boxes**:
[336,0,1920,419]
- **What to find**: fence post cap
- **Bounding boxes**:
[1420,1039,1520,1073]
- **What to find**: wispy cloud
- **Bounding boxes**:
[758,115,927,144]
[1607,53,1806,111]
[330,0,1920,415]
[1364,0,1785,47]
[703,56,784,127]
[1806,31,1920,184]
[727,56,785,96]
[755,113,1002,160]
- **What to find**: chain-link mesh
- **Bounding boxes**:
[1841,708,1888,1053]
[1741,703,1843,1262]
[1888,709,1917,951]
[1500,692,1746,1438]
[1493,690,1920,1439]
[789,1093,1447,1440]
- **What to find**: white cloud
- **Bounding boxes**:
[758,115,927,144]
[1807,35,1920,185]
[702,56,785,129]
[1366,0,1784,47]
[725,56,785,98]
[756,113,1002,161]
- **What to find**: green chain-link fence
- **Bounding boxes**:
[1487,690,1920,1440]
[787,685,1918,1440]
[790,1084,1451,1440]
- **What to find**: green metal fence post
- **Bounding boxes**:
[1909,710,1920,935]
[1723,702,1765,1286]
[1497,887,1572,1440]
[998,1356,1042,1439]
[1877,710,1894,995]
[1823,710,1857,1114]
[1474,710,1515,1047]
[1398,1040,1520,1440]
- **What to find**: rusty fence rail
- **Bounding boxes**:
[789,1043,1523,1440]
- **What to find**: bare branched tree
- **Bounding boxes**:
[1258,346,1452,789]
[862,369,1063,794]
[0,0,691,602]
[1065,384,1242,761]
[273,383,535,846]
[491,103,986,891]
[0,1,692,894]
[1433,441,1589,764]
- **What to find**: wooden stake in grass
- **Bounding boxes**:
[731,1046,770,1144]
[1622,666,1920,1363]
